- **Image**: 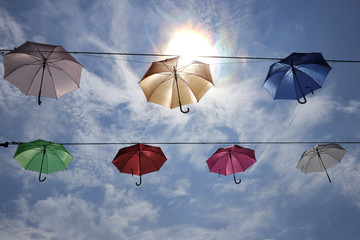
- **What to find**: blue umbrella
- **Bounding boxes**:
[263,52,332,104]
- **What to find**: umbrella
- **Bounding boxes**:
[13,139,73,182]
[139,56,213,113]
[112,143,167,186]
[3,41,82,105]
[206,145,256,184]
[296,143,346,183]
[263,52,331,104]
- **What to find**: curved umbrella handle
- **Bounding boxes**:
[179,102,190,114]
[173,67,190,114]
[38,172,46,182]
[136,174,142,186]
[297,95,307,104]
[233,173,241,184]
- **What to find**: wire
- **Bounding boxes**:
[2,141,360,147]
[2,49,360,63]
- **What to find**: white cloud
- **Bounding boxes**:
[0,7,25,48]
[157,178,192,198]
[1,185,159,240]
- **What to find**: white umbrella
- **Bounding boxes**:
[3,41,82,105]
[296,143,347,183]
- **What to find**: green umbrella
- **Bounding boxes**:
[14,139,72,182]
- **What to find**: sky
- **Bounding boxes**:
[0,0,360,239]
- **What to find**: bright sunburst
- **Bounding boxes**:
[165,28,217,64]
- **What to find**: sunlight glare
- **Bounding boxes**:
[165,29,217,64]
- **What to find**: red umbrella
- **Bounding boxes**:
[206,145,256,184]
[112,143,167,186]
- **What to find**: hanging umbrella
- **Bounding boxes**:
[112,143,167,186]
[139,56,213,113]
[206,145,256,184]
[263,52,331,104]
[13,139,73,182]
[3,41,82,105]
[296,143,346,183]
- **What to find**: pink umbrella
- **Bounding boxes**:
[3,41,82,105]
[206,145,256,184]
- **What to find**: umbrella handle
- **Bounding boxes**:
[136,174,142,186]
[292,65,307,104]
[233,173,241,184]
[174,67,190,114]
[38,148,46,182]
[38,96,42,106]
[317,149,332,183]
[297,95,307,104]
[179,103,190,114]
[38,62,46,106]
[38,172,46,182]
[297,86,313,104]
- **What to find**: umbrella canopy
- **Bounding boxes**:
[263,52,332,104]
[3,41,82,105]
[139,56,213,113]
[112,143,167,186]
[13,139,72,182]
[206,145,256,184]
[296,143,346,183]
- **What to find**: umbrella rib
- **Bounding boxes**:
[303,154,314,173]
[5,60,43,76]
[142,152,163,171]
[146,73,173,103]
[24,150,43,170]
[292,65,324,86]
[161,62,175,73]
[25,65,43,95]
[208,153,228,174]
[176,63,195,73]
[49,61,81,88]
[267,64,290,97]
[234,154,246,172]
[118,153,139,172]
[44,63,58,98]
[48,152,67,170]
[47,147,69,170]
[319,152,343,163]
[4,57,42,79]
[177,74,196,99]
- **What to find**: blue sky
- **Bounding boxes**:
[0,0,360,239]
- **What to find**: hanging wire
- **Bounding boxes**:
[1,49,360,63]
[2,141,360,147]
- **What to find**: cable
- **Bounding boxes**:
[2,141,360,147]
[2,49,360,63]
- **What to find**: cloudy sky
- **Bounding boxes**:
[1,0,360,239]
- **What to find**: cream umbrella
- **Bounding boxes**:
[139,56,213,113]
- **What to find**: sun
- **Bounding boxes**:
[165,28,217,63]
